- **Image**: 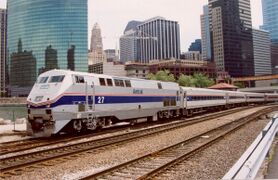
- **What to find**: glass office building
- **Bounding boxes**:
[7,0,88,96]
[262,0,278,43]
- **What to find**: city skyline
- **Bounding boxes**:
[0,0,263,52]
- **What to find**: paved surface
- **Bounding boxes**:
[265,137,278,179]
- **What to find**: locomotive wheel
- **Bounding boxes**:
[87,118,98,130]
[130,119,136,126]
[97,118,106,129]
[73,120,82,132]
[158,111,164,119]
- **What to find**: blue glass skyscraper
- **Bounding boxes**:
[262,0,278,43]
[7,0,88,96]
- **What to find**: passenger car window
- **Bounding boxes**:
[49,76,65,83]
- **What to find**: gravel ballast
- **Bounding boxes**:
[6,107,275,180]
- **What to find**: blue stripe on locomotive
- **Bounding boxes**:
[30,95,178,109]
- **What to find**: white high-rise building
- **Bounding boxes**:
[89,23,106,65]
[252,28,272,75]
[138,17,180,63]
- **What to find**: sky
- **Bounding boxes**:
[0,0,263,52]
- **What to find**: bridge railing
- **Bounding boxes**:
[223,114,278,180]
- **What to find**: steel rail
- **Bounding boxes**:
[80,107,277,180]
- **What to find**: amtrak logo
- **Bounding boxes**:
[133,89,143,94]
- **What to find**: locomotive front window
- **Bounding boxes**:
[37,77,49,83]
[49,75,65,83]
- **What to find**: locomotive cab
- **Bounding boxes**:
[27,70,70,136]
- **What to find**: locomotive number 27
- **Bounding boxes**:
[98,96,105,104]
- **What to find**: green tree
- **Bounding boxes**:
[233,82,245,88]
[146,73,157,80]
[178,74,195,87]
[147,70,176,82]
[192,73,215,88]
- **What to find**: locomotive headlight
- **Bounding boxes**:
[47,104,51,108]
[46,109,52,115]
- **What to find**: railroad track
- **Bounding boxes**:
[80,107,277,180]
[0,106,252,156]
[0,125,132,155]
[0,105,270,178]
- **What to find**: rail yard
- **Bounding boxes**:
[1,105,277,179]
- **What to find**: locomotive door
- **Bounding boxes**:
[179,87,184,108]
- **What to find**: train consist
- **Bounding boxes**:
[27,70,278,137]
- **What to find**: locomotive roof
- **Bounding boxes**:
[39,69,178,86]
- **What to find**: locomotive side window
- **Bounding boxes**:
[158,83,162,89]
[119,80,125,87]
[49,75,65,83]
[114,79,125,87]
[75,76,85,83]
[99,78,106,86]
[107,79,113,86]
[125,80,132,87]
[114,79,120,86]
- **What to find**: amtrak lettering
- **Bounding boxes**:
[133,89,143,94]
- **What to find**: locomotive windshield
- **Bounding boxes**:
[37,76,49,84]
[49,75,65,83]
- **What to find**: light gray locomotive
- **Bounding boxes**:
[26,70,278,137]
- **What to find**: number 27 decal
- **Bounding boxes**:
[97,96,105,104]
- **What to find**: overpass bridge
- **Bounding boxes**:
[239,86,278,93]
[232,74,278,87]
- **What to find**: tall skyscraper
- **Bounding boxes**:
[209,0,254,77]
[252,28,272,75]
[7,0,88,96]
[120,32,139,63]
[90,23,103,52]
[88,23,106,65]
[0,8,7,97]
[261,0,278,43]
[201,5,212,61]
[138,17,180,63]
[120,21,142,63]
[188,39,202,53]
